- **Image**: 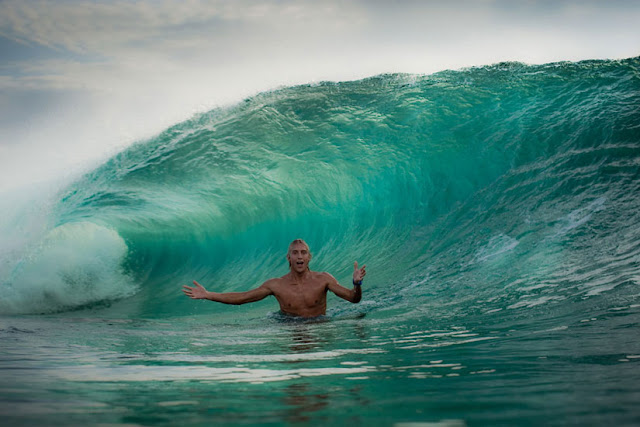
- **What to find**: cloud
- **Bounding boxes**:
[0,0,638,191]
[0,0,362,54]
[0,0,370,93]
[2,0,639,93]
[2,0,227,52]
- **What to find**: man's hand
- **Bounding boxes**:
[182,281,210,299]
[353,261,366,284]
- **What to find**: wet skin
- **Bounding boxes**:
[182,242,366,318]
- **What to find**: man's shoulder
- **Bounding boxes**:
[265,274,296,287]
[261,277,284,289]
[269,271,334,282]
[313,271,337,282]
[267,271,336,285]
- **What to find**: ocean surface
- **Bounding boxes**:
[1,57,640,425]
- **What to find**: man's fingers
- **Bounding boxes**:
[354,262,367,277]
[183,282,205,299]
[182,287,199,299]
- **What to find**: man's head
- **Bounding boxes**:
[287,239,312,273]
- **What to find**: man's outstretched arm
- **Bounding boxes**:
[182,280,272,305]
[327,261,366,303]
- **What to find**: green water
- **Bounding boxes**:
[1,58,640,425]
[3,306,640,425]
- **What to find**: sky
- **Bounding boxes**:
[1,0,639,192]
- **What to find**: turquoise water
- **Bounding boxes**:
[1,58,640,425]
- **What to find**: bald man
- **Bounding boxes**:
[182,239,366,318]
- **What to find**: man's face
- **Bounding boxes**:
[288,242,311,273]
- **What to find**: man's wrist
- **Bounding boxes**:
[353,279,362,286]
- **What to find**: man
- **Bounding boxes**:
[182,239,366,318]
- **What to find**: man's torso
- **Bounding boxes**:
[266,272,330,317]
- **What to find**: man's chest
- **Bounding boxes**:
[275,281,327,305]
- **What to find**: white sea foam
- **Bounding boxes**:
[0,221,137,314]
[553,197,606,237]
[150,348,385,363]
[472,234,519,264]
[507,295,565,309]
[53,365,375,384]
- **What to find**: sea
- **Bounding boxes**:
[1,57,639,426]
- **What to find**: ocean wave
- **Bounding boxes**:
[2,57,639,317]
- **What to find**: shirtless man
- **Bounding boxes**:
[182,239,366,318]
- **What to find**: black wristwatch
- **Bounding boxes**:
[353,280,363,286]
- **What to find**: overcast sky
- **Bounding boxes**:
[1,0,639,192]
